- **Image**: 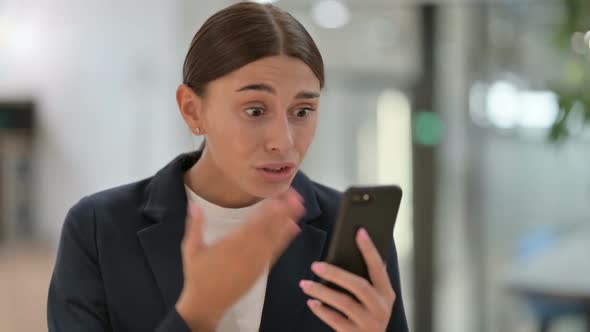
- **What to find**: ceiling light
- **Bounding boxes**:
[311,0,350,29]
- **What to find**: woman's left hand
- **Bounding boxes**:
[299,228,396,332]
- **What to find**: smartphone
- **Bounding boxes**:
[320,185,402,292]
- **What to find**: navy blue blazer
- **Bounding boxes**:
[47,151,408,331]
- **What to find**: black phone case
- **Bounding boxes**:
[319,185,402,295]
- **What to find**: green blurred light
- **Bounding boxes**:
[413,111,443,146]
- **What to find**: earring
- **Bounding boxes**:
[194,127,201,135]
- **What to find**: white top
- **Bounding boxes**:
[184,185,270,332]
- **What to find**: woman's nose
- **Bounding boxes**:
[265,114,295,153]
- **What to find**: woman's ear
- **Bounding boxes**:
[176,84,205,135]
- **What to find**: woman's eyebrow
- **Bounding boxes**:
[294,91,320,99]
[236,83,275,94]
[236,83,319,99]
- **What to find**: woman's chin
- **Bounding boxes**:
[248,181,293,199]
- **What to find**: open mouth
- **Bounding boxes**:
[262,166,291,173]
[256,163,296,182]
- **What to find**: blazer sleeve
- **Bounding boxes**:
[386,241,409,332]
[47,198,192,332]
[47,198,112,331]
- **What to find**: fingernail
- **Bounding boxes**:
[289,223,302,236]
[307,299,321,308]
[296,204,306,218]
[291,188,304,203]
[358,228,369,241]
[286,192,305,217]
[311,262,325,273]
[299,280,311,290]
[287,191,299,205]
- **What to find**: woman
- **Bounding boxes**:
[47,2,408,332]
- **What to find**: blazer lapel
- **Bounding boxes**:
[259,172,328,332]
[137,153,196,308]
[138,211,186,308]
[259,223,326,332]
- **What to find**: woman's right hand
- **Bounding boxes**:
[175,188,305,332]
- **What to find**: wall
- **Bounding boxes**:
[0,0,222,244]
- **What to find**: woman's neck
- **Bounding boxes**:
[184,149,262,209]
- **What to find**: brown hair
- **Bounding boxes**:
[182,1,325,95]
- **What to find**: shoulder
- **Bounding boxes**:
[64,177,153,236]
[72,178,151,215]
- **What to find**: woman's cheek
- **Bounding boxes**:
[295,121,317,146]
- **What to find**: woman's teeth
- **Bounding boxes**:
[264,167,287,172]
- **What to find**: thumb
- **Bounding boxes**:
[183,201,205,257]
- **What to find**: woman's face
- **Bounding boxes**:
[187,55,321,200]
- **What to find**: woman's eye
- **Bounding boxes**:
[293,107,314,118]
[244,107,265,117]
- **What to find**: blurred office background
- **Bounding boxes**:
[1,0,589,331]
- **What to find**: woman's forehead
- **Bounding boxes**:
[221,55,320,90]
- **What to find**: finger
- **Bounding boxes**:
[356,228,394,299]
[291,187,304,202]
[307,299,354,332]
[259,189,305,240]
[299,280,364,324]
[278,188,306,221]
[267,218,301,264]
[183,201,205,257]
[240,198,302,265]
[257,199,301,239]
[276,189,305,239]
[312,262,383,314]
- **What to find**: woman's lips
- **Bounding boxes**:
[256,162,296,182]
